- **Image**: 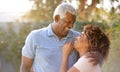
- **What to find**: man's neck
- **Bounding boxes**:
[51,23,65,40]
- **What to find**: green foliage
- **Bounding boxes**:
[22,0,61,22]
[102,25,120,72]
[0,0,120,72]
[0,22,50,72]
[0,21,120,72]
[74,20,108,32]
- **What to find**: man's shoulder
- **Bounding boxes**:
[28,27,48,38]
[69,29,80,36]
[70,29,79,33]
[31,27,48,34]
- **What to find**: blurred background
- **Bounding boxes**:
[0,0,120,72]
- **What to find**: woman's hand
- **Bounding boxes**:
[62,42,74,57]
[60,42,74,72]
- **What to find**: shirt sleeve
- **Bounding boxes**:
[73,56,101,72]
[22,31,36,59]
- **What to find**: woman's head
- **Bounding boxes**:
[83,24,110,59]
[74,24,110,59]
[74,32,89,55]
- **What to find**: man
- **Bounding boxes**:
[20,3,102,72]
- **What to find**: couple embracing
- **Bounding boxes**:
[20,2,110,72]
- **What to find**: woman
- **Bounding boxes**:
[60,24,110,72]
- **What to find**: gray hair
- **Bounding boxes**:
[53,3,77,19]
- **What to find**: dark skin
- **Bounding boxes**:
[20,12,103,72]
[20,12,76,72]
[60,28,103,72]
[52,12,76,40]
[20,56,33,72]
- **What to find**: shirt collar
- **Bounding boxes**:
[66,30,73,38]
[47,24,55,36]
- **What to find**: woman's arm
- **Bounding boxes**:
[60,55,80,72]
[60,54,69,72]
[60,42,73,72]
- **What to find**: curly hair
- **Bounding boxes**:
[84,24,110,59]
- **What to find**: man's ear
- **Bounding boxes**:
[54,15,60,22]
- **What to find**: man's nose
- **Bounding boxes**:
[68,24,73,29]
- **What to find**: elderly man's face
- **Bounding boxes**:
[57,12,76,38]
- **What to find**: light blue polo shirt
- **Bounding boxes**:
[22,24,80,72]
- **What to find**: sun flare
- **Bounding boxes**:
[0,0,32,12]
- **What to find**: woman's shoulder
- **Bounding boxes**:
[74,55,101,72]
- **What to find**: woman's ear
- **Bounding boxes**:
[54,15,60,22]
